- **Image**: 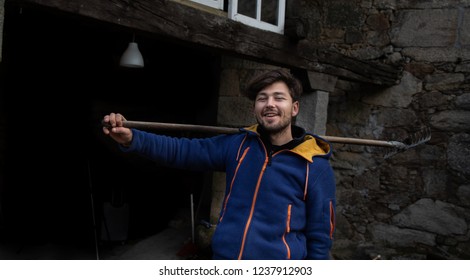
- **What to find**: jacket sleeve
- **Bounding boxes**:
[305,158,336,259]
[120,129,231,171]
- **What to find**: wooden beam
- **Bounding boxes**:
[8,0,402,86]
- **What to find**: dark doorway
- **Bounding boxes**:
[0,3,219,259]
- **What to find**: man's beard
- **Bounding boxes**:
[256,115,292,135]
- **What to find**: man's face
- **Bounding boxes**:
[254,81,299,134]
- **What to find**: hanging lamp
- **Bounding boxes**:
[119,34,144,68]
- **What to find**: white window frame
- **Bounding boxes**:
[228,0,286,34]
[190,0,224,10]
[189,0,286,34]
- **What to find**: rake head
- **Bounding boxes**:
[384,127,432,159]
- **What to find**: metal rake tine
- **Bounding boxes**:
[384,126,432,159]
[384,147,400,159]
[407,126,432,148]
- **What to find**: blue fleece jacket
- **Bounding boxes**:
[123,124,336,260]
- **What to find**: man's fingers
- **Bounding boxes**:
[110,126,130,135]
[102,126,110,135]
[102,113,126,127]
[115,113,126,126]
[102,113,128,136]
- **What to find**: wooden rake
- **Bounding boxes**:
[102,120,431,159]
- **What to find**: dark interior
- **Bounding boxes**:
[0,3,219,259]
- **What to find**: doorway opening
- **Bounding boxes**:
[0,3,219,259]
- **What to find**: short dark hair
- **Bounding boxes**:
[243,69,303,102]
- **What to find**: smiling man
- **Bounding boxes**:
[253,81,299,145]
[102,68,336,259]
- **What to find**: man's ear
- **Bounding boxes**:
[292,101,300,117]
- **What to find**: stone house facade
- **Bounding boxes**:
[323,0,469,260]
[0,0,469,260]
[209,1,470,260]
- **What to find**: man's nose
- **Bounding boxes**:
[266,97,275,107]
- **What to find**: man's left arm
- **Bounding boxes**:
[305,159,336,259]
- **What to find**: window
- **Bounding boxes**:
[228,0,286,34]
[190,0,286,34]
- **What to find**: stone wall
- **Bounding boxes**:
[176,0,470,260]
[298,0,470,259]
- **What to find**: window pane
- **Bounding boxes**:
[261,0,278,25]
[238,0,257,19]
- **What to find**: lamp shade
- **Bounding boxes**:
[119,42,144,68]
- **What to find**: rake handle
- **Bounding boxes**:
[121,120,240,135]
[103,120,398,148]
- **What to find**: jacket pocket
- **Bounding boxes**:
[282,204,292,259]
[328,199,335,239]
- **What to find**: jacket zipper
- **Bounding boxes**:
[237,156,269,259]
[282,204,292,259]
[267,150,273,165]
[329,200,335,239]
[219,147,250,222]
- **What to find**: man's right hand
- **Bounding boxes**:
[102,113,133,147]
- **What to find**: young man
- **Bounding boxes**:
[102,69,336,259]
